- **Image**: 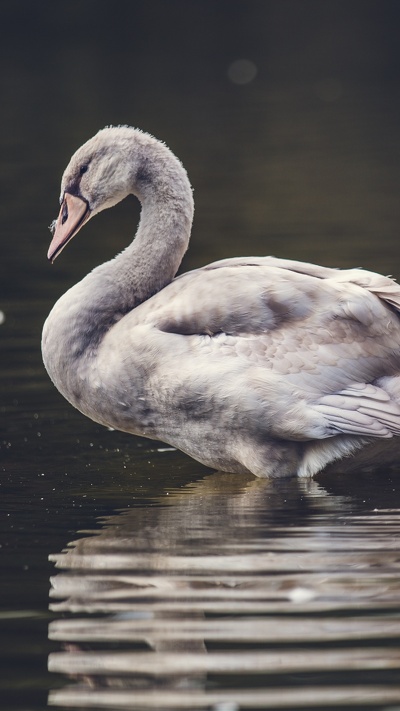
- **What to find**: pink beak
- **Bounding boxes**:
[48,193,91,262]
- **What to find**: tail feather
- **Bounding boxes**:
[333,269,400,313]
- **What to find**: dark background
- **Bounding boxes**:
[1,0,400,299]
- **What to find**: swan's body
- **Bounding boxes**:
[42,126,400,477]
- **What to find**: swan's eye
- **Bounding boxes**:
[61,202,69,225]
[79,165,88,176]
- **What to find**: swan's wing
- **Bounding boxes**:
[142,258,400,342]
[113,259,400,442]
[202,255,400,312]
[313,383,400,438]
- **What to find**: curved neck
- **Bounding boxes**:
[42,139,194,372]
[111,183,193,308]
[95,133,194,310]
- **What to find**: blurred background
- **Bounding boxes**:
[2,0,400,293]
[1,2,400,708]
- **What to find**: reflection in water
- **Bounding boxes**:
[48,472,400,709]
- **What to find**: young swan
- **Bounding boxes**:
[42,126,400,477]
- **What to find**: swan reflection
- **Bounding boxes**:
[48,471,400,709]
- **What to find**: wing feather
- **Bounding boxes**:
[313,384,400,438]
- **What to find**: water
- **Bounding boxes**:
[2,1,400,709]
[46,475,400,710]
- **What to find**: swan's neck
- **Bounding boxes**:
[42,139,194,402]
[112,184,193,308]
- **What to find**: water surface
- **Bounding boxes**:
[46,472,400,710]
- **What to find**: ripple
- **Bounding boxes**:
[47,475,400,709]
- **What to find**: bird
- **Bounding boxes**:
[42,125,400,478]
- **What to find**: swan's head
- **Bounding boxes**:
[48,126,148,262]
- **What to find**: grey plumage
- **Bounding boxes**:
[42,126,400,477]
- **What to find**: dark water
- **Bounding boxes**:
[46,473,400,710]
[2,1,400,709]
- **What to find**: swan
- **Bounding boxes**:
[42,126,400,478]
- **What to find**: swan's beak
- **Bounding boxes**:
[48,193,91,262]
